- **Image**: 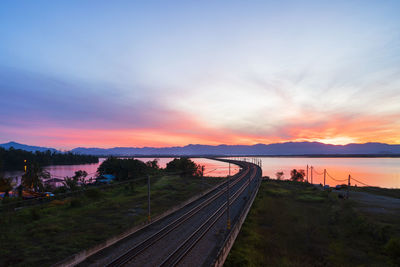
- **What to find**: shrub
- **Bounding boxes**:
[30,208,41,220]
[85,188,102,199]
[69,198,82,208]
[385,237,400,264]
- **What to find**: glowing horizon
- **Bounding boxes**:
[1,1,399,149]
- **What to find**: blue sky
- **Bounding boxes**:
[1,0,400,148]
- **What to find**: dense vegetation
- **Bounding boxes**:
[0,174,223,266]
[165,157,204,177]
[97,157,204,181]
[0,147,98,171]
[97,157,157,181]
[225,180,400,266]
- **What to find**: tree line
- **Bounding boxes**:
[97,157,204,181]
[0,147,98,172]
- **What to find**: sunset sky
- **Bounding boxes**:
[1,1,400,149]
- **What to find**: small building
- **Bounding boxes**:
[95,174,116,184]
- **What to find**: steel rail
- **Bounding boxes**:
[106,161,251,267]
[158,165,258,267]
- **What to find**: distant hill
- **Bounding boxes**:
[71,142,400,156]
[0,141,58,153]
[2,141,399,156]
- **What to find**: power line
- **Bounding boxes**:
[326,171,348,182]
[351,177,372,187]
[312,167,324,176]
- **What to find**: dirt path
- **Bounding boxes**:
[346,190,400,215]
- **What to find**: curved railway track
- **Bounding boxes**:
[158,165,257,267]
[90,160,260,267]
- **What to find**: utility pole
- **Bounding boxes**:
[248,163,251,198]
[147,175,151,223]
[227,163,231,230]
[306,164,309,183]
[324,169,326,187]
[310,166,313,184]
[347,175,350,199]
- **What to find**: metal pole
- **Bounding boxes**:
[248,163,251,197]
[147,175,151,223]
[324,169,326,187]
[227,164,231,230]
[311,166,313,184]
[306,164,309,183]
[347,175,350,199]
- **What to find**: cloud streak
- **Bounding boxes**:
[0,1,399,148]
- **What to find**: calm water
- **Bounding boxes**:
[5,157,399,188]
[226,157,400,189]
[4,158,239,185]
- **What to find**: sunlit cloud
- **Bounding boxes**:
[0,1,399,148]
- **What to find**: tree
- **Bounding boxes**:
[74,170,88,185]
[0,147,98,172]
[165,158,204,177]
[290,169,305,182]
[63,170,88,191]
[275,171,284,180]
[63,177,78,191]
[146,159,159,170]
[97,157,149,181]
[21,163,50,192]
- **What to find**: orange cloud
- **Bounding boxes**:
[2,110,399,149]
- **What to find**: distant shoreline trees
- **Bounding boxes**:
[0,147,98,172]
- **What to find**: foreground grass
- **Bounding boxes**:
[0,175,223,266]
[225,180,400,267]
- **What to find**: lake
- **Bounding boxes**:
[4,158,240,185]
[226,157,400,189]
[5,157,399,189]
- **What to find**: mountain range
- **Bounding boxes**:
[0,141,58,153]
[1,141,400,156]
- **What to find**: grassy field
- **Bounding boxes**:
[0,175,223,266]
[225,180,400,267]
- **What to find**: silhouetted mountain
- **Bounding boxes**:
[71,142,400,156]
[0,141,58,153]
[2,141,399,156]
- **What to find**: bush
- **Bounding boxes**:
[30,208,41,220]
[53,186,68,194]
[69,198,82,208]
[385,237,400,264]
[85,188,102,199]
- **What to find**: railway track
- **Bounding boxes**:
[158,165,258,267]
[105,160,259,267]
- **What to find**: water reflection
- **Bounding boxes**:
[227,157,400,189]
[3,157,238,186]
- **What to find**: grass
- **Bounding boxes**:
[0,175,223,266]
[225,180,400,267]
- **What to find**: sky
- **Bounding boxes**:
[1,0,400,149]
